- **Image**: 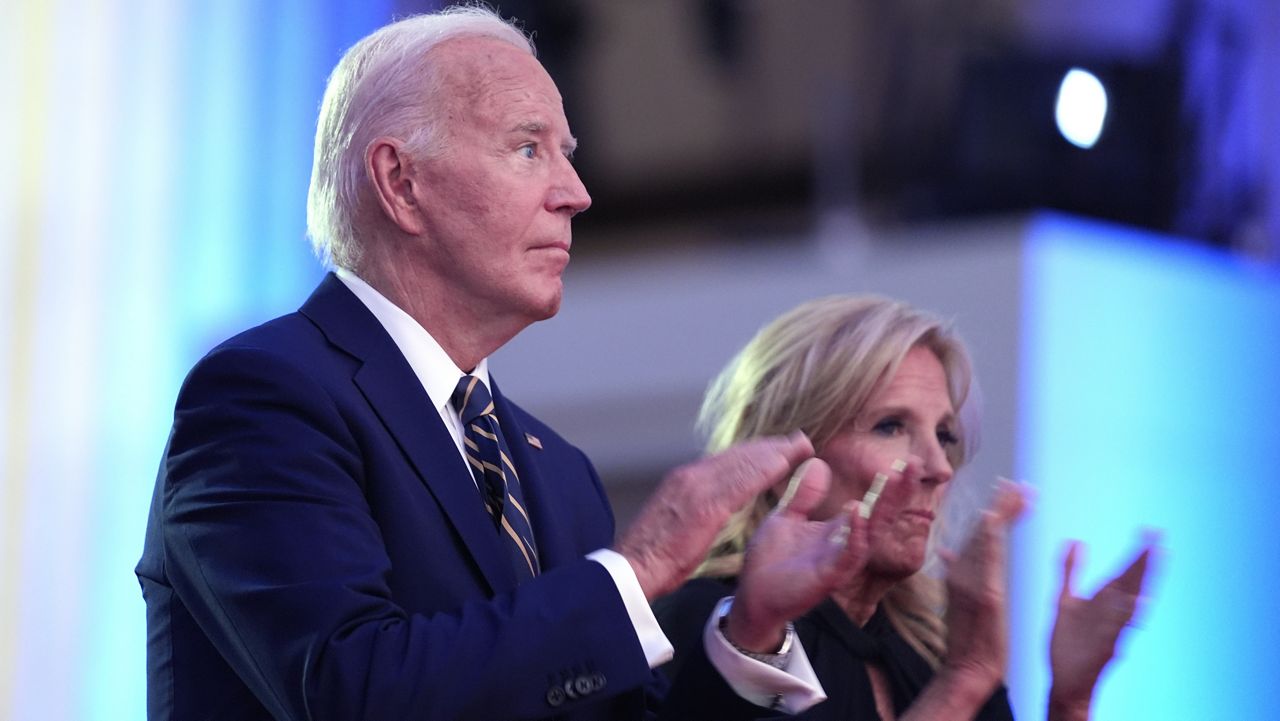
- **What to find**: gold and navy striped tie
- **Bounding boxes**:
[451,375,539,579]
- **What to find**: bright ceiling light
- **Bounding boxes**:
[1055,68,1108,149]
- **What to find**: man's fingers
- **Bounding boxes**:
[617,432,812,599]
[718,432,816,502]
[770,430,816,470]
[777,457,831,518]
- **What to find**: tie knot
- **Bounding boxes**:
[451,375,495,424]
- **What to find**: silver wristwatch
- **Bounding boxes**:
[715,597,796,671]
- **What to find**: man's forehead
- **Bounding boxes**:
[430,38,567,126]
[430,36,549,91]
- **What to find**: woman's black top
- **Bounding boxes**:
[653,577,1014,721]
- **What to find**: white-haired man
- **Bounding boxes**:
[137,7,853,720]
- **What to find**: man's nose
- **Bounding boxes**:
[549,156,592,216]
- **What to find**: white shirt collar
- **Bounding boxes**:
[334,267,490,415]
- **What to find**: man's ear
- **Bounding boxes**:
[367,137,425,235]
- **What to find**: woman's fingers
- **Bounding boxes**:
[1108,535,1157,597]
[822,501,869,581]
[1059,540,1081,603]
[990,478,1031,524]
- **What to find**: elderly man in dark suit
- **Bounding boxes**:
[136,7,862,721]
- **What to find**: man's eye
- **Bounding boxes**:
[519,144,537,159]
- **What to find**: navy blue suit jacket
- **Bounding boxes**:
[136,274,658,720]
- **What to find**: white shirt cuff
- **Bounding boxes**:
[587,549,674,667]
[704,596,827,713]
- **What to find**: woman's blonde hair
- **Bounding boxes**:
[695,294,975,666]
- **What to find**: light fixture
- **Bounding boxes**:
[1055,67,1109,149]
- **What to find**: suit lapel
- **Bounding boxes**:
[300,274,517,595]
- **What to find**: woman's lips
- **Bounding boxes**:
[901,509,936,523]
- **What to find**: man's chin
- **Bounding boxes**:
[525,286,563,322]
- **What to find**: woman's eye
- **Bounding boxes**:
[871,419,904,436]
[937,427,959,447]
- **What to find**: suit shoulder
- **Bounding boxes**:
[210,311,328,358]
[190,310,346,373]
[176,311,346,403]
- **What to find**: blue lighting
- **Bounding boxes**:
[1010,215,1280,718]
[0,1,392,718]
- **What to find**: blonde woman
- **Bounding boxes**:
[655,295,1154,721]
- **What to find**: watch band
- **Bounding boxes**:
[715,597,795,670]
